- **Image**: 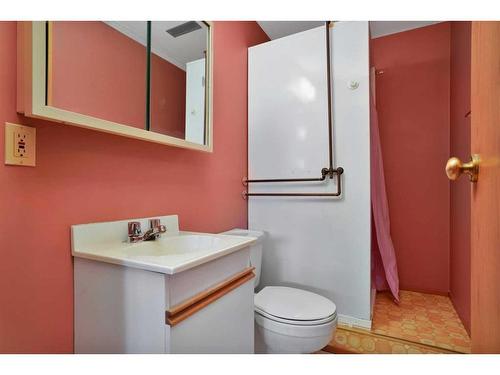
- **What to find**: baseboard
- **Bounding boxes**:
[337,314,372,330]
[370,288,377,319]
[399,287,449,296]
[323,343,356,354]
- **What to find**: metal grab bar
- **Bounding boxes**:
[243,21,344,199]
[242,167,343,198]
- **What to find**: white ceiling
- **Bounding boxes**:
[103,21,441,69]
[105,21,208,71]
[369,21,441,38]
[256,21,442,40]
[257,21,324,40]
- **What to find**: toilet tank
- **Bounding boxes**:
[221,229,265,288]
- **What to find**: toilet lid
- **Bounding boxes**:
[254,286,337,321]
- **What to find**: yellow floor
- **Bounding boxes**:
[326,290,471,354]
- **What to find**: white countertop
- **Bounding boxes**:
[71,215,256,274]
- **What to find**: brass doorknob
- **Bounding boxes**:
[445,154,480,182]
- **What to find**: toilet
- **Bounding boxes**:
[222,229,337,354]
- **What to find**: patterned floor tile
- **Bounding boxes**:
[326,327,448,354]
[372,290,470,353]
[324,290,471,354]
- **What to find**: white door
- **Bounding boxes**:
[185,58,205,144]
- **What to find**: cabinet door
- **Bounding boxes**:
[165,278,255,353]
[74,258,166,354]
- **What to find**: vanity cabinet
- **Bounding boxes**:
[74,246,255,353]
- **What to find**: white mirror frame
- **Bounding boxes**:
[17,21,213,152]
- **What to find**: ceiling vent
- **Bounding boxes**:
[166,21,202,38]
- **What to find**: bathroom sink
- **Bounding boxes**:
[125,234,223,256]
[72,215,257,353]
[72,216,256,274]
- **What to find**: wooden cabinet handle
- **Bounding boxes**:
[165,267,255,326]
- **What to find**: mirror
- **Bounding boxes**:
[150,21,209,144]
[49,21,149,130]
[30,21,213,150]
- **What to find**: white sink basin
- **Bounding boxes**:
[125,235,223,256]
[71,215,256,274]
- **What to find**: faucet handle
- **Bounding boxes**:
[149,218,161,229]
[148,218,166,240]
[128,221,142,236]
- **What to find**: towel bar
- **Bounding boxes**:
[242,167,343,198]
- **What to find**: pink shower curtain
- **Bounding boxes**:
[370,84,400,303]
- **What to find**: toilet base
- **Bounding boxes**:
[254,313,337,354]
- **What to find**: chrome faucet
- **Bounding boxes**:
[128,218,167,243]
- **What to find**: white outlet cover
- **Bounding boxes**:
[5,122,36,167]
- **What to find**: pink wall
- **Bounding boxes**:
[0,21,268,353]
[150,52,186,138]
[449,21,471,334]
[372,23,451,294]
[51,22,147,129]
[52,21,187,137]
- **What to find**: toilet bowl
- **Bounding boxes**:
[222,229,337,354]
[254,286,337,353]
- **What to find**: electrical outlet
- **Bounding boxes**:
[5,122,36,167]
[14,131,27,157]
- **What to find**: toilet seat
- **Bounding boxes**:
[254,286,337,325]
[255,307,337,326]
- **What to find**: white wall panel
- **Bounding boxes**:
[248,26,329,180]
[185,58,206,144]
[248,22,371,324]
